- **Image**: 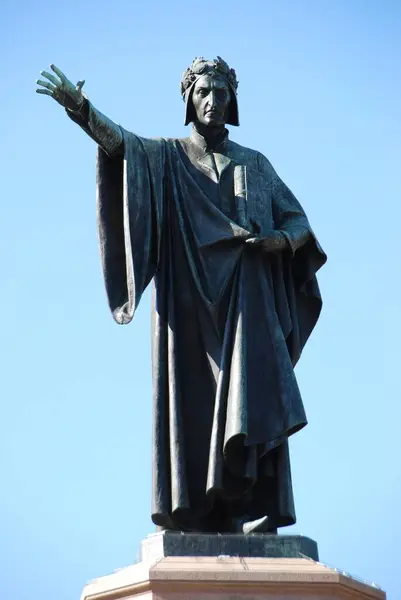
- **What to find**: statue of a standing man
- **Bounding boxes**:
[36,57,326,534]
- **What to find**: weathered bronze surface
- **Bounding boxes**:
[36,57,326,534]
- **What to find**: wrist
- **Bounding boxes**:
[246,231,288,253]
[67,92,87,114]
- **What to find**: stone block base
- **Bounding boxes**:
[81,555,385,600]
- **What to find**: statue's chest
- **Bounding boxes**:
[196,152,274,234]
[177,140,274,234]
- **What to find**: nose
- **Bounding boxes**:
[206,90,218,108]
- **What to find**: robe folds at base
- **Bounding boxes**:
[97,128,327,532]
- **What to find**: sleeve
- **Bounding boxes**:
[97,128,166,324]
[66,99,124,158]
[257,152,327,364]
[256,152,315,253]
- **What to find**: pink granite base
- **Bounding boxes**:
[81,556,386,600]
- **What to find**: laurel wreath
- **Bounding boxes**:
[181,56,238,98]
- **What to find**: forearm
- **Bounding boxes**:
[255,154,313,254]
[271,176,312,253]
[66,98,124,158]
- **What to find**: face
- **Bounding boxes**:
[191,74,231,127]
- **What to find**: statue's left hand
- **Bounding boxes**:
[246,231,287,252]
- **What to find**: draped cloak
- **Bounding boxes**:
[96,127,327,531]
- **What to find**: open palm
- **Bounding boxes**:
[36,64,85,112]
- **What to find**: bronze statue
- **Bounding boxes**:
[36,57,326,534]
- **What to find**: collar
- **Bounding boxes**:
[190,125,229,153]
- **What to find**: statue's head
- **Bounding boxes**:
[181,56,239,127]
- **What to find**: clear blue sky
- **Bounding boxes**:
[1,0,400,598]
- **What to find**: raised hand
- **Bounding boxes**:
[36,64,85,112]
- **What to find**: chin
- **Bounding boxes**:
[204,118,224,128]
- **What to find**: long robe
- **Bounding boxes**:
[96,127,327,531]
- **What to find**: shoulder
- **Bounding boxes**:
[227,140,277,178]
[121,130,179,149]
[227,139,259,168]
[173,136,191,150]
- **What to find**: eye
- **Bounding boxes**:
[216,89,228,100]
[197,88,207,97]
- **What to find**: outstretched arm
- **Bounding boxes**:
[36,64,123,157]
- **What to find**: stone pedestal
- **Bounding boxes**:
[141,531,320,563]
[80,533,386,600]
